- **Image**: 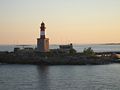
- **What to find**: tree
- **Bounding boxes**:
[69,49,76,55]
[83,47,95,56]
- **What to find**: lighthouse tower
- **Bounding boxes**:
[37,22,49,52]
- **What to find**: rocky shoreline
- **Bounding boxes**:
[0,51,118,65]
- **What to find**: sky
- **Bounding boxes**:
[0,0,120,45]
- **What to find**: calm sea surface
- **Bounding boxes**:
[0,45,120,90]
[0,64,120,90]
[0,44,120,52]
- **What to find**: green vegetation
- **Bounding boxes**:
[69,49,77,55]
[83,47,95,56]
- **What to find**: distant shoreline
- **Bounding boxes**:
[100,43,120,45]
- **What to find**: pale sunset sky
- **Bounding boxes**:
[0,0,120,45]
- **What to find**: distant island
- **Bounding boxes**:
[100,43,120,45]
[0,44,120,65]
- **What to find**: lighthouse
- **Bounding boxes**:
[40,22,45,39]
[37,22,49,52]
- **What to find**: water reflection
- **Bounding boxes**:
[36,65,50,90]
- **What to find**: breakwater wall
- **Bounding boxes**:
[0,51,118,65]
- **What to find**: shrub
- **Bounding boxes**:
[83,47,95,56]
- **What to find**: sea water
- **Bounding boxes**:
[0,64,120,90]
[0,44,120,52]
